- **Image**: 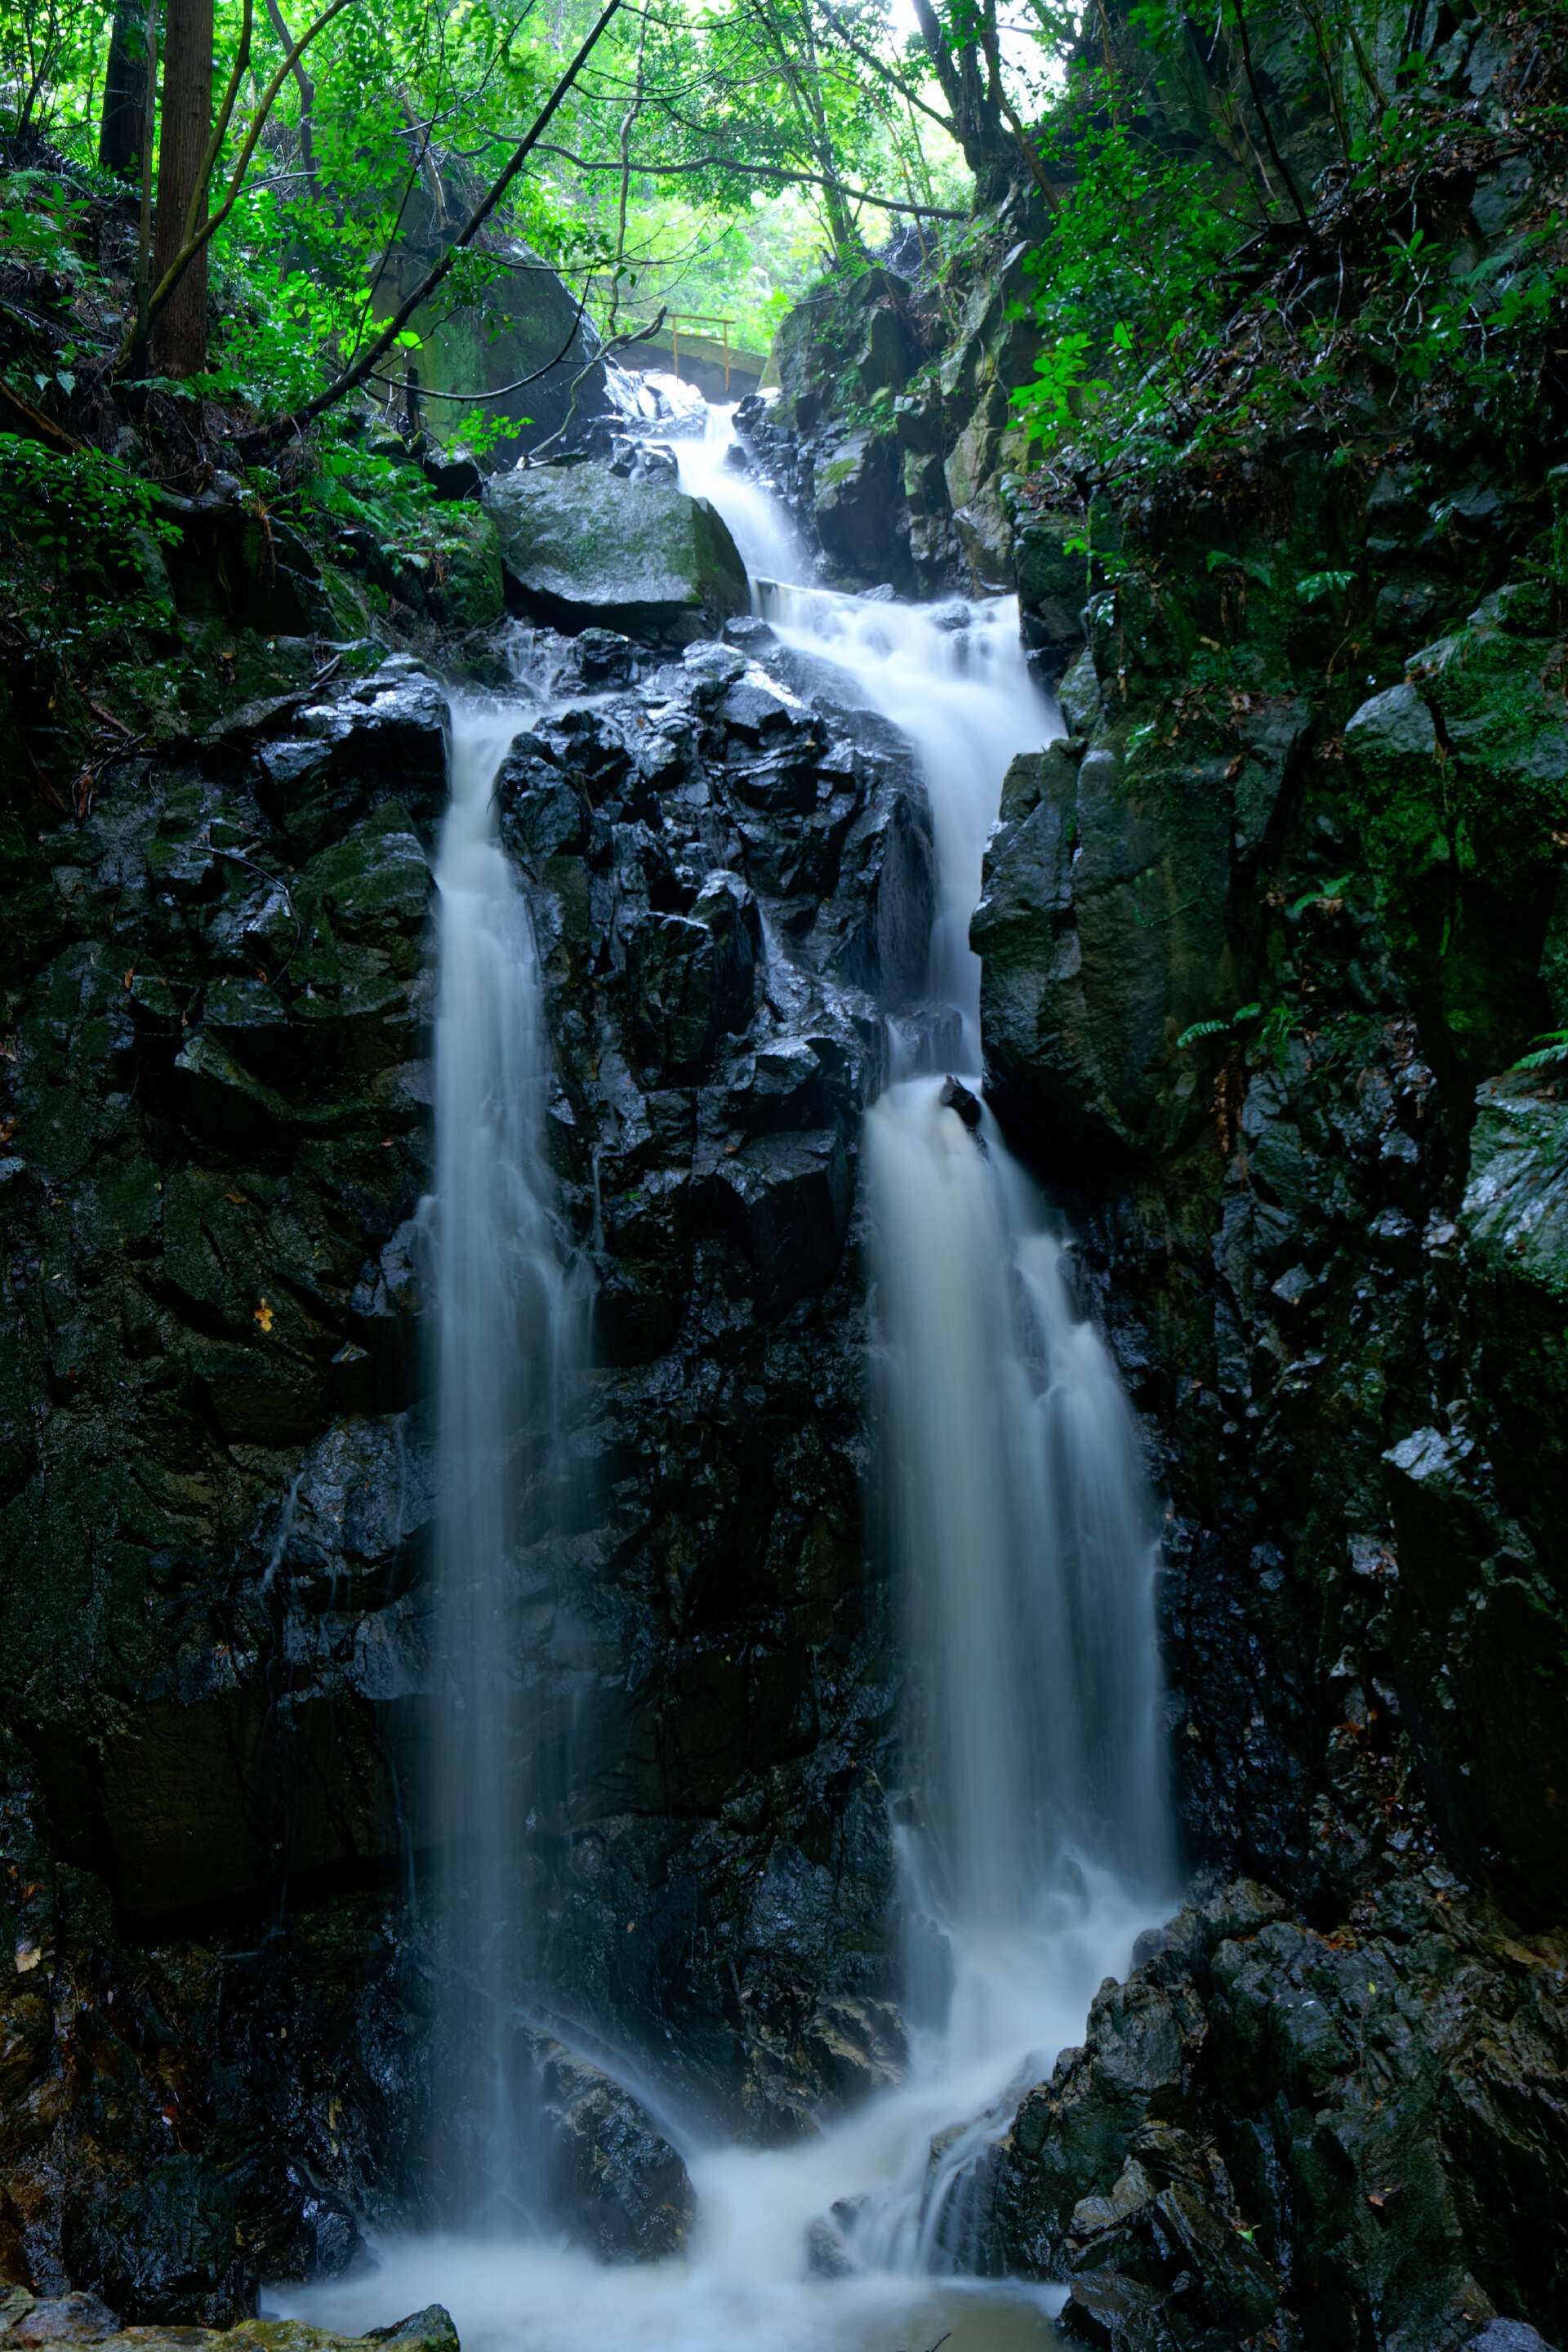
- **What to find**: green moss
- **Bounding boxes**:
[1343,611,1568,1072]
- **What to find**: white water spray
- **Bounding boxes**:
[755,577,1175,2273]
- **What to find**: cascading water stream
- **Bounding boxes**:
[430,689,583,2227]
[275,398,1175,2352]
[673,400,811,592]
[751,579,1176,2271]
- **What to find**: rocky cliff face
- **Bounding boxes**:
[0,534,936,2302]
[4,12,1568,2340]
[964,491,1568,2347]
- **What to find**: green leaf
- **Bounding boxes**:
[1297,568,1354,604]
[1511,1032,1568,1073]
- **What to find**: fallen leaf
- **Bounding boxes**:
[254,1298,274,1334]
[15,1944,41,1973]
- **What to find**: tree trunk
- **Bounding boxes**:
[100,0,147,178]
[151,0,214,377]
[909,0,1012,194]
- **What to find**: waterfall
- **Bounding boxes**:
[672,401,811,595]
[754,579,1175,2268]
[429,693,582,2227]
[276,398,1174,2352]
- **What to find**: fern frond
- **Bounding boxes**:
[1511,1033,1568,1073]
[1177,1017,1234,1048]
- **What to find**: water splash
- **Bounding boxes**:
[762,587,1045,1065]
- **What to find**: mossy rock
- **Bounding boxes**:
[0,2292,457,2352]
[1344,619,1568,1071]
[485,467,746,644]
[430,508,504,632]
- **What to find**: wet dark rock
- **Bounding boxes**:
[800,1996,906,2103]
[711,1129,853,1318]
[992,1878,1565,2350]
[485,468,748,644]
[530,2039,694,2260]
[572,627,639,688]
[813,434,911,594]
[249,662,452,855]
[938,1075,983,1129]
[421,448,483,501]
[63,2156,242,2325]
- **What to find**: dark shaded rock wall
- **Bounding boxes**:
[0,611,935,2301]
[967,342,1568,2352]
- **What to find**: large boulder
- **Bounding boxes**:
[484,466,748,645]
[531,2039,696,2260]
[376,223,606,463]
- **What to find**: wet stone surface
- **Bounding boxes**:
[0,617,936,2303]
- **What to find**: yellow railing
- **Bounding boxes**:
[656,310,737,390]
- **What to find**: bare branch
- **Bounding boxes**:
[243,0,627,443]
[815,0,956,140]
[364,278,595,400]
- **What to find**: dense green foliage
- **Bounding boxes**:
[1010,2,1568,488]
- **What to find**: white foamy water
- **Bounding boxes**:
[274,407,1174,2352]
[758,581,1174,2273]
[673,400,811,593]
[429,695,585,2225]
[269,2235,1066,2352]
[763,586,1048,1067]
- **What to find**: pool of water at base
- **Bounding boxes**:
[267,2236,1068,2352]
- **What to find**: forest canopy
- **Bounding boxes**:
[0,0,995,397]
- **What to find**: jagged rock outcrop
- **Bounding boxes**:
[530,2040,694,2261]
[0,592,936,2296]
[987,1878,1568,2351]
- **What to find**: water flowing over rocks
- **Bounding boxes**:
[7,23,1568,2334]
